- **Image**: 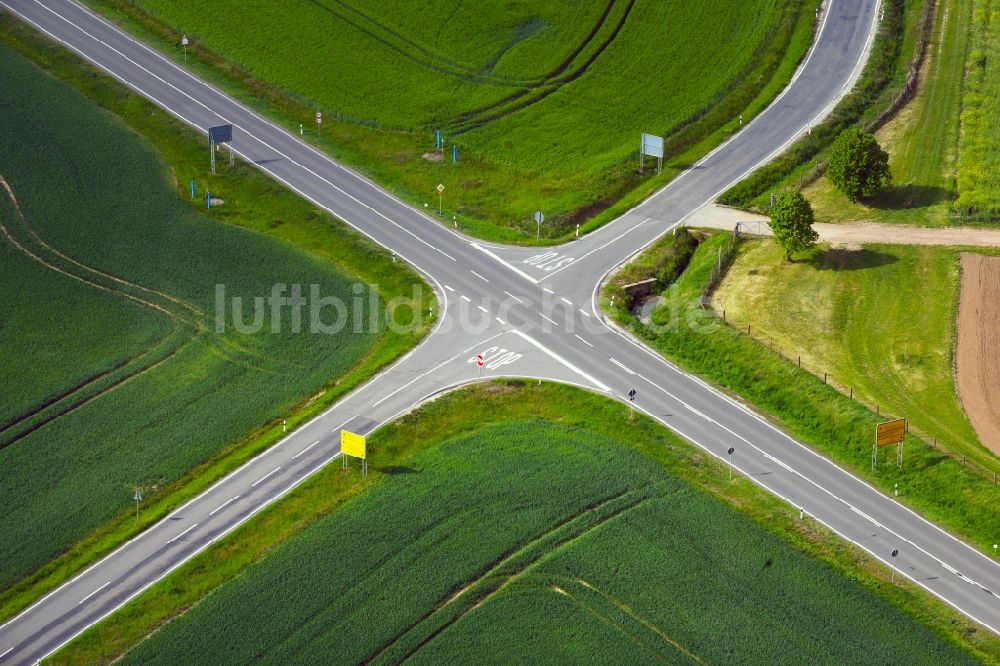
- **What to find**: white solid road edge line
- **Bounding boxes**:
[0,647,12,659]
[77,582,110,606]
[470,243,539,283]
[511,330,610,392]
[0,7,454,625]
[609,358,635,375]
[623,397,1000,638]
[34,450,344,665]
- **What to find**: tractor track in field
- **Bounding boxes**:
[306,0,631,134]
[309,0,621,89]
[0,175,301,449]
[364,483,673,665]
[446,0,635,137]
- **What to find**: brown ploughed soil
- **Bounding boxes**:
[955,253,1000,455]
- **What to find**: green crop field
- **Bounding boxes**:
[0,39,395,592]
[804,0,970,226]
[91,0,818,241]
[954,0,1000,218]
[114,418,972,665]
[714,239,986,468]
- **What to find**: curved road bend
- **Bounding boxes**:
[2,1,999,664]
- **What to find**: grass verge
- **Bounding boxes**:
[51,381,1000,663]
[720,0,924,210]
[804,0,969,225]
[82,0,819,243]
[601,229,1000,571]
[714,238,993,471]
[0,13,431,623]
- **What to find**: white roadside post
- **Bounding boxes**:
[133,489,142,520]
[316,110,322,136]
[534,210,544,241]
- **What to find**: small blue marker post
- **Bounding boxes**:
[436,129,441,150]
[206,191,211,210]
[190,179,195,199]
[452,144,457,163]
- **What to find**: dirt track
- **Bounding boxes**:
[955,253,1000,455]
[689,204,1000,248]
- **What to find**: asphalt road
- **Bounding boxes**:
[3,0,1000,663]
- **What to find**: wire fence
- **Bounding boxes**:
[702,226,1000,485]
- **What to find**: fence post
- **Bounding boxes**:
[823,372,827,384]
[876,404,880,416]
[722,309,726,322]
[747,324,751,335]
[798,356,801,368]
[850,387,853,399]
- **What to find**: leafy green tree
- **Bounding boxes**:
[826,128,891,202]
[769,191,817,261]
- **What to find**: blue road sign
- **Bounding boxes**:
[190,179,195,199]
[208,124,233,144]
[436,129,441,149]
[452,144,457,163]
[206,191,211,209]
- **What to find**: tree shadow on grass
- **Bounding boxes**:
[866,184,953,210]
[803,247,898,271]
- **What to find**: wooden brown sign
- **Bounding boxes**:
[876,418,906,447]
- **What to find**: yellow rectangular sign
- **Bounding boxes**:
[341,430,366,459]
[876,418,906,447]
